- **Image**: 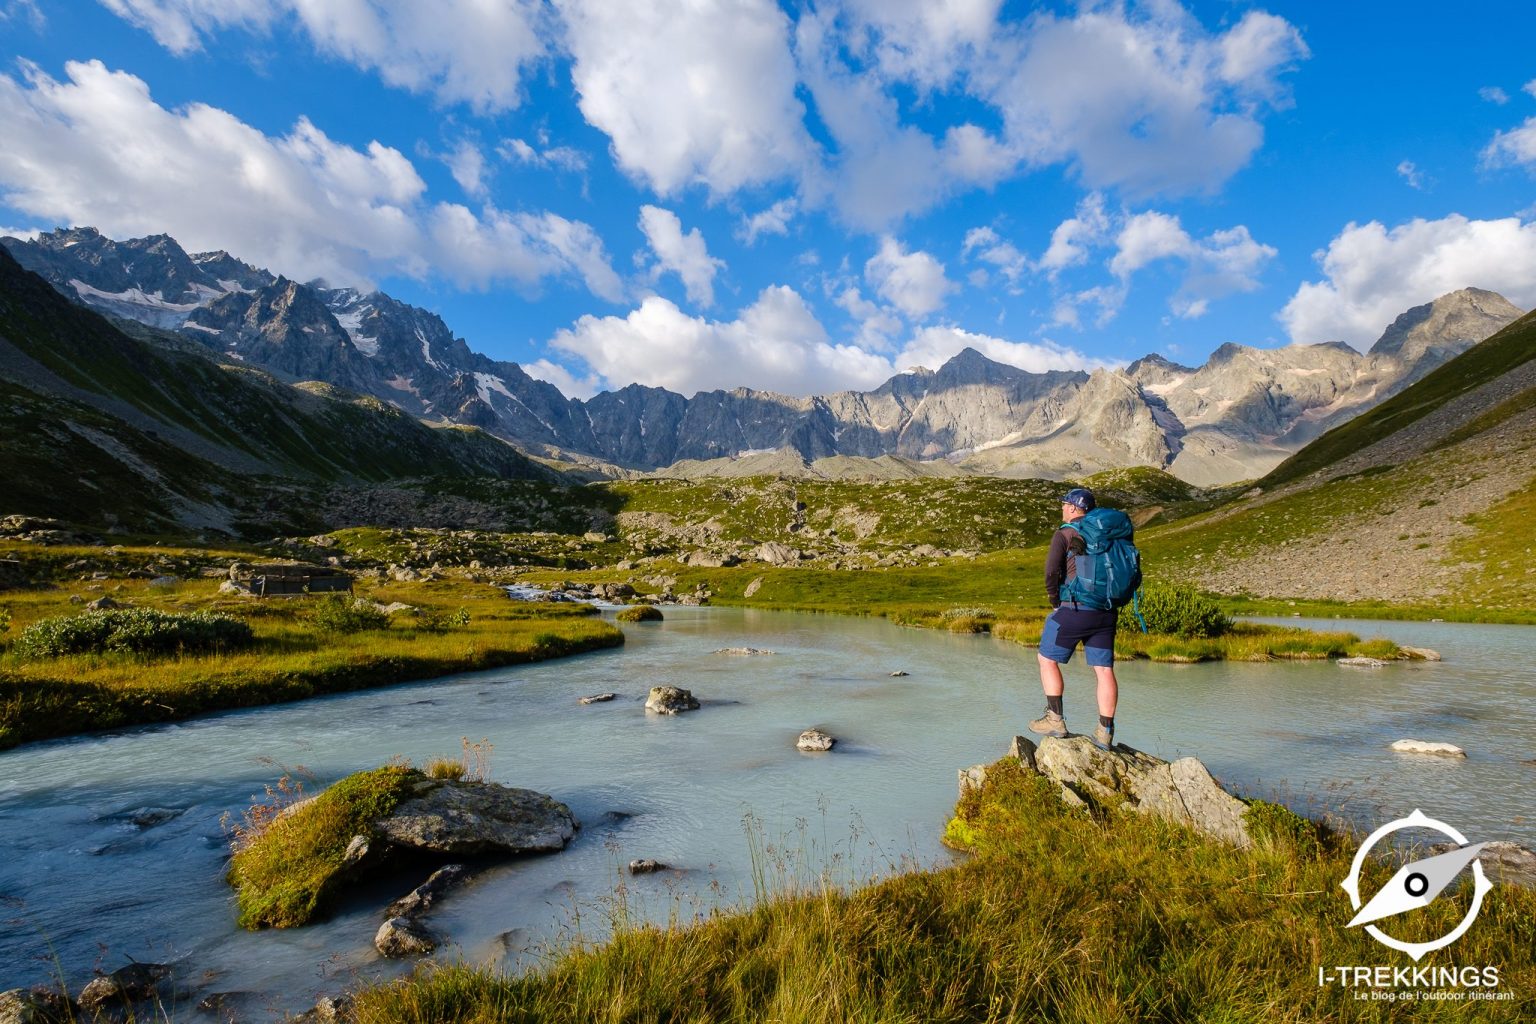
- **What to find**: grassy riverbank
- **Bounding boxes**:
[524,555,1410,663]
[0,556,622,750]
[352,755,1536,1023]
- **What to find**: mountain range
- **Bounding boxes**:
[3,227,1522,486]
[0,243,549,535]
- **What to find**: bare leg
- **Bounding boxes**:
[1038,653,1064,698]
[1093,665,1118,718]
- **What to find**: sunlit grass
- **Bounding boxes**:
[350,758,1536,1023]
[0,572,622,750]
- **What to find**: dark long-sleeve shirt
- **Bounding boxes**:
[1044,525,1081,607]
[1044,528,1081,607]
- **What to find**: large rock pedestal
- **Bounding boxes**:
[374,780,579,857]
[961,735,1254,849]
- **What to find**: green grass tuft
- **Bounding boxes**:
[229,764,420,929]
[616,605,664,623]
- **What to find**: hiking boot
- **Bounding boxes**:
[1092,723,1115,750]
[1027,708,1067,738]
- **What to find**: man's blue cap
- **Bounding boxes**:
[1060,487,1096,511]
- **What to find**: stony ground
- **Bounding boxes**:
[1154,364,1536,606]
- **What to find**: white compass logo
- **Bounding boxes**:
[1342,809,1492,961]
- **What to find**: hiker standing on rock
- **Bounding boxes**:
[1029,487,1143,750]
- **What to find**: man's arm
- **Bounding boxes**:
[1045,528,1069,607]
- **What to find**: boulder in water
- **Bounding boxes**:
[375,916,437,957]
[645,686,700,715]
[1390,739,1466,757]
[375,780,579,856]
[387,864,469,918]
[797,729,835,752]
[76,963,170,1010]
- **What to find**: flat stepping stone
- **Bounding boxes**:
[1390,739,1466,758]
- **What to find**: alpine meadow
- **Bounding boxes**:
[1,3,1534,1022]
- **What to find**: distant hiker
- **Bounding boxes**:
[1028,487,1143,750]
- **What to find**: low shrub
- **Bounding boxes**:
[616,605,663,623]
[940,606,996,633]
[1136,583,1232,638]
[309,594,389,634]
[14,608,254,658]
[0,607,9,638]
[416,607,471,633]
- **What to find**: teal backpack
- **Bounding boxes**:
[1059,507,1147,631]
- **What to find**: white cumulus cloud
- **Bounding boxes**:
[638,205,724,307]
[1110,212,1275,318]
[840,0,1003,90]
[524,357,602,401]
[101,0,548,111]
[1280,214,1536,348]
[738,198,799,245]
[445,139,488,198]
[550,284,1106,397]
[557,0,815,197]
[550,286,894,397]
[1037,192,1110,277]
[981,5,1307,198]
[1483,117,1536,171]
[0,59,620,297]
[961,226,1027,289]
[864,236,956,319]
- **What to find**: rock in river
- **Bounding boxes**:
[387,864,469,918]
[375,916,438,957]
[77,963,170,1010]
[645,686,700,715]
[1390,739,1466,758]
[374,779,579,856]
[797,729,835,752]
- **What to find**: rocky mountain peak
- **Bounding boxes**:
[1126,353,1195,376]
[1369,287,1524,368]
[1207,341,1251,364]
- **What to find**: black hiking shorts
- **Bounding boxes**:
[1039,606,1118,667]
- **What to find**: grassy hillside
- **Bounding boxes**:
[603,468,1203,564]
[1260,306,1536,489]
[1136,307,1536,613]
[0,247,551,533]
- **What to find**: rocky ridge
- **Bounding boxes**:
[4,228,1521,486]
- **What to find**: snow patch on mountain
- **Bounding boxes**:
[333,309,380,356]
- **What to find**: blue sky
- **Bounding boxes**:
[3,1,1536,399]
